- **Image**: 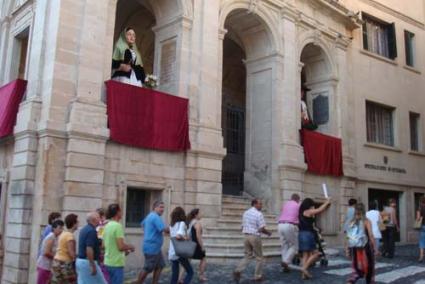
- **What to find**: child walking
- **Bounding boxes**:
[346,203,376,284]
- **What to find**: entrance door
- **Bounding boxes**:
[222,106,245,195]
[368,188,402,242]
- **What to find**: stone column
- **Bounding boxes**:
[278,12,307,207]
[0,17,11,83]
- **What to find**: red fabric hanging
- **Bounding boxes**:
[106,80,190,151]
[301,129,343,176]
[0,79,27,138]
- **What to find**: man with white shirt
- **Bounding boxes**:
[233,199,272,283]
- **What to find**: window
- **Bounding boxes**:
[362,13,397,59]
[366,101,395,146]
[404,30,415,67]
[125,188,151,228]
[410,112,420,151]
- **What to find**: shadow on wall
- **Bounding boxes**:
[244,164,272,211]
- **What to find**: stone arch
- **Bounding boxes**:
[298,30,337,79]
[219,0,282,59]
[299,31,339,135]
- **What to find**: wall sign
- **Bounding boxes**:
[364,163,407,174]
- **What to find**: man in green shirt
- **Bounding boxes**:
[104,204,135,284]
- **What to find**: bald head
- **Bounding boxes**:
[86,211,100,227]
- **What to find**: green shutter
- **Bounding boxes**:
[362,22,369,50]
[388,23,397,59]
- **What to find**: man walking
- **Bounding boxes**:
[278,193,301,272]
[76,211,107,283]
[103,204,135,284]
[233,199,271,283]
[138,201,169,284]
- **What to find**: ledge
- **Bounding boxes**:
[364,142,402,153]
[408,150,425,157]
[360,49,398,66]
[403,65,421,74]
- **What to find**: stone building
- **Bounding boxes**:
[0,0,424,282]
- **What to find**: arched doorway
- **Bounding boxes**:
[113,0,156,75]
[221,8,277,201]
[300,43,334,134]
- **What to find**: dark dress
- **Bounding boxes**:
[190,221,206,260]
[112,49,146,83]
[298,213,316,252]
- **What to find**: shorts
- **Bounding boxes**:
[143,252,165,273]
[298,230,316,252]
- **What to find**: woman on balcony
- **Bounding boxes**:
[112,27,145,87]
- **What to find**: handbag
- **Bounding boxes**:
[171,222,197,258]
[414,217,423,230]
[171,237,197,258]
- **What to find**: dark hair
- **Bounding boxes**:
[64,214,78,229]
[153,201,164,210]
[48,212,61,225]
[170,207,186,226]
[352,203,366,223]
[369,201,377,210]
[291,194,300,202]
[348,198,357,206]
[96,208,105,217]
[187,208,200,223]
[251,199,260,206]
[125,27,135,33]
[106,203,121,219]
[299,198,315,216]
[52,219,64,229]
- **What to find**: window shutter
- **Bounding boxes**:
[362,22,369,50]
[388,23,397,59]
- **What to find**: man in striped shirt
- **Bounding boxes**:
[233,199,272,282]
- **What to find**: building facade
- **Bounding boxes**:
[0,0,424,282]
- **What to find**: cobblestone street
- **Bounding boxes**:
[127,245,425,284]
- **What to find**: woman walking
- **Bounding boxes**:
[346,203,376,284]
[416,196,425,262]
[51,214,79,284]
[169,207,194,284]
[298,197,331,280]
[187,208,207,282]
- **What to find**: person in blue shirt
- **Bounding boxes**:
[138,201,169,284]
[76,211,107,283]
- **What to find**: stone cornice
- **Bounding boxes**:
[152,15,193,33]
[359,0,425,30]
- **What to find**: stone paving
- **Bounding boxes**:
[126,245,425,284]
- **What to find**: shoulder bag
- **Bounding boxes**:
[171,222,197,258]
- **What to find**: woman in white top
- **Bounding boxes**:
[366,201,382,255]
[169,207,193,284]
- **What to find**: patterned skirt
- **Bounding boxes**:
[51,259,77,284]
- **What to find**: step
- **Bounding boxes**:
[204,243,281,255]
[216,219,278,228]
[218,216,277,224]
[204,226,278,235]
[222,203,250,210]
[221,212,277,219]
[203,234,280,245]
[206,252,281,264]
[222,197,251,205]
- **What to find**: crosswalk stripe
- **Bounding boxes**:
[414,280,425,284]
[324,262,394,276]
[375,266,425,283]
[326,259,351,267]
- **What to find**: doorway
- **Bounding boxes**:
[368,188,402,242]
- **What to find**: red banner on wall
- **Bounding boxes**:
[0,79,27,138]
[301,129,343,176]
[106,80,190,152]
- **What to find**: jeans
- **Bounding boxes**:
[382,226,396,257]
[76,258,107,284]
[105,266,124,284]
[170,258,193,284]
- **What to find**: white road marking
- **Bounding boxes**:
[375,266,425,283]
[324,262,393,276]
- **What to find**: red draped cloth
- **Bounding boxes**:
[0,79,27,138]
[301,129,343,176]
[106,80,190,151]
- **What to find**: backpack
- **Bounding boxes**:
[347,220,368,248]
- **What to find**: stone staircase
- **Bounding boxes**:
[203,195,281,263]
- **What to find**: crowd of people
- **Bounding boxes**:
[37,194,425,284]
